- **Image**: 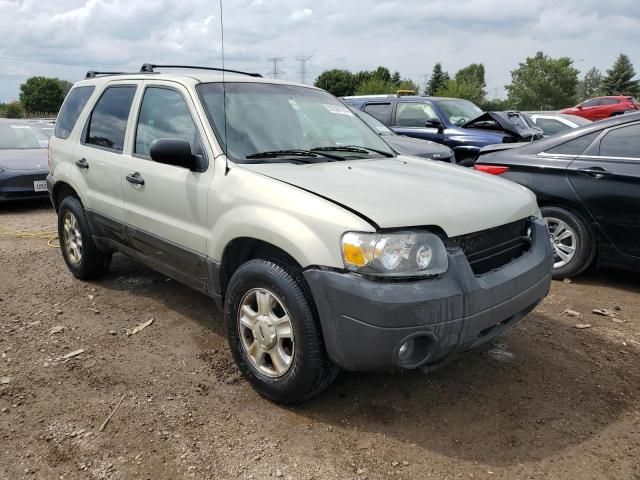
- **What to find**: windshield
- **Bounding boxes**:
[349,107,395,136]
[0,123,49,149]
[197,82,395,162]
[434,99,483,126]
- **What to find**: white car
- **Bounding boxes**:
[47,65,553,403]
[527,113,592,137]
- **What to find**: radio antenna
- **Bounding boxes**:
[219,0,229,174]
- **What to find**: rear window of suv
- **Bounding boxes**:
[84,86,136,152]
[54,86,95,139]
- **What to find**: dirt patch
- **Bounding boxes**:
[1,201,639,479]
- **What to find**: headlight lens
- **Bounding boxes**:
[341,231,448,277]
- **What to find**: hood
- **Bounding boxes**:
[240,156,538,237]
[0,149,48,171]
[462,112,543,141]
[384,135,453,161]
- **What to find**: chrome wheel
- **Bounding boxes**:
[238,288,294,378]
[62,211,83,264]
[544,216,577,269]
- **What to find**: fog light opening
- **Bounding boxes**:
[396,334,434,368]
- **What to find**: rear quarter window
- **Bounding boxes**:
[54,86,95,139]
[545,131,600,156]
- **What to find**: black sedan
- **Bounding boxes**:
[475,112,640,278]
[348,106,455,163]
[0,119,51,201]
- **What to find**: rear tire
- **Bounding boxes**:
[541,206,594,279]
[57,196,111,280]
[224,259,338,404]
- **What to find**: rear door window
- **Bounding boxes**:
[599,98,620,105]
[54,86,95,139]
[598,124,640,159]
[580,98,601,107]
[363,103,392,125]
[85,86,136,152]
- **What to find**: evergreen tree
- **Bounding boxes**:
[601,54,639,96]
[425,63,450,96]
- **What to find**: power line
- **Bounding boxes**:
[267,57,285,79]
[294,55,313,84]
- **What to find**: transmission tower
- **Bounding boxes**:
[295,55,313,84]
[268,57,285,79]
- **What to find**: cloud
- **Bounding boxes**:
[0,0,638,101]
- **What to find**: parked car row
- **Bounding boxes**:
[475,112,640,278]
[342,94,543,166]
[0,119,53,201]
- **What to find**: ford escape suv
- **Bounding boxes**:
[47,64,553,404]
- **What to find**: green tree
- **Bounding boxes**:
[390,71,401,86]
[436,79,484,104]
[355,78,395,95]
[314,69,357,97]
[396,79,419,93]
[4,101,25,118]
[601,54,639,96]
[59,80,74,96]
[577,67,603,101]
[425,63,450,96]
[481,98,513,111]
[19,76,67,113]
[454,63,486,103]
[505,52,579,110]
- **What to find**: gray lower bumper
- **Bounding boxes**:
[304,219,553,371]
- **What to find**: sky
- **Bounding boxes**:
[0,0,639,102]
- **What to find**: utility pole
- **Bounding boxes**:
[295,55,313,84]
[268,57,285,79]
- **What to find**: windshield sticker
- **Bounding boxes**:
[323,104,354,116]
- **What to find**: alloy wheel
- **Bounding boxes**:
[62,211,83,264]
[544,216,577,269]
[238,288,295,378]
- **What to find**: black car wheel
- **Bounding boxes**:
[57,196,111,279]
[541,206,594,279]
[224,259,338,404]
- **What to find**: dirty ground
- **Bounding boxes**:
[1,200,639,480]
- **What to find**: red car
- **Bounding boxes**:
[561,96,639,121]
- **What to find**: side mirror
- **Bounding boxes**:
[149,138,197,170]
[425,118,444,131]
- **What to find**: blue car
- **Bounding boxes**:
[342,95,542,166]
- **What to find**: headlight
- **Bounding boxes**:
[341,231,448,277]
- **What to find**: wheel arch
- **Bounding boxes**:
[219,237,304,300]
[52,181,81,213]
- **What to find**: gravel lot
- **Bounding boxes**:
[1,200,639,480]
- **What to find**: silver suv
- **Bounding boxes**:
[47,65,553,404]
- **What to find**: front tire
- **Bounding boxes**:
[541,206,594,279]
[224,259,338,404]
[57,196,111,280]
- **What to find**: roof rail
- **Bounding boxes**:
[85,71,127,79]
[140,63,262,78]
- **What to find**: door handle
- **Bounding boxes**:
[577,167,612,179]
[126,172,145,185]
[75,158,89,169]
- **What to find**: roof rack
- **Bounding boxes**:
[140,63,262,78]
[85,71,127,79]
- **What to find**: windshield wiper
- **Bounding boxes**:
[310,145,394,158]
[245,149,345,161]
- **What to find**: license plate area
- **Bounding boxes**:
[33,180,47,192]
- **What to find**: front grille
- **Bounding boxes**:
[449,218,531,275]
